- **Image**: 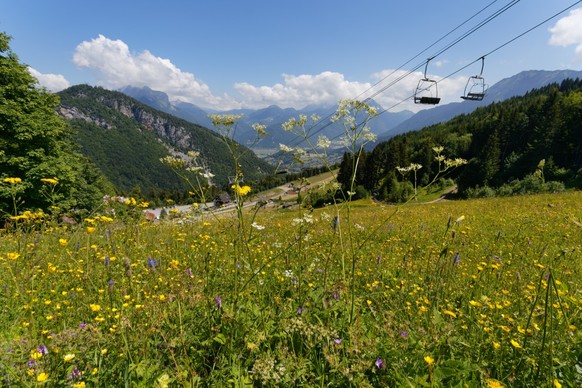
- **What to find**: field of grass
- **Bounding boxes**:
[1,191,581,387]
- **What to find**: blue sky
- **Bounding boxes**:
[2,0,582,112]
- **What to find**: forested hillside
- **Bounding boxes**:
[342,79,582,201]
[58,85,274,200]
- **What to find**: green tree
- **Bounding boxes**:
[0,32,113,219]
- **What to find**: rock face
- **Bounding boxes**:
[60,89,196,149]
[59,106,113,129]
[56,84,274,192]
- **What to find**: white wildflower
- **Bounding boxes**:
[316,136,331,149]
[279,143,293,152]
[251,222,265,230]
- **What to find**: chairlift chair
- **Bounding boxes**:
[461,57,487,101]
[414,59,441,105]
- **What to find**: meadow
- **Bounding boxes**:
[1,190,580,387]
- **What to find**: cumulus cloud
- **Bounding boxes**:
[72,35,238,109]
[71,34,465,112]
[233,68,466,113]
[234,71,372,110]
[548,8,582,62]
[28,67,70,92]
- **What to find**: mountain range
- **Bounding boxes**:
[121,70,582,151]
[54,69,582,198]
[120,86,415,152]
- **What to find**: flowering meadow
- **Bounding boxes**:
[1,190,580,387]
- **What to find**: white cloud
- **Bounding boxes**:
[71,35,466,113]
[28,67,70,92]
[236,68,467,113]
[548,8,582,62]
[234,71,372,109]
[72,35,239,110]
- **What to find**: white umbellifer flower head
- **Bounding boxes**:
[316,135,331,149]
[251,222,265,230]
[279,143,293,152]
[252,123,267,136]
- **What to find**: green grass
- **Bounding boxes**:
[1,191,581,386]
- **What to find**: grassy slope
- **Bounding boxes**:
[1,191,580,386]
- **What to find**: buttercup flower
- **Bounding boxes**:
[37,372,49,382]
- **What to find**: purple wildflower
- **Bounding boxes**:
[331,290,340,301]
[79,322,87,329]
[108,279,114,293]
[399,331,409,337]
[453,252,460,265]
[214,295,222,309]
[104,256,110,266]
[186,268,193,277]
[333,338,343,344]
[37,344,48,356]
[27,359,36,369]
[297,306,303,314]
[147,256,157,270]
[68,366,81,380]
[375,358,385,369]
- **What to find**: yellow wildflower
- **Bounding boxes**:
[64,353,75,362]
[554,379,562,388]
[232,184,251,196]
[89,304,101,312]
[3,177,22,184]
[424,355,435,365]
[486,379,504,388]
[40,177,58,185]
[73,382,86,388]
[443,310,457,318]
[510,339,522,349]
[36,372,49,382]
[59,239,68,246]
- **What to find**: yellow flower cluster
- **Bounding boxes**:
[40,177,59,185]
[2,177,22,184]
[10,210,45,221]
[232,184,251,196]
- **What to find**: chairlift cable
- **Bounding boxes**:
[283,0,519,149]
[373,0,582,123]
[365,0,521,103]
[283,0,581,153]
[316,0,582,150]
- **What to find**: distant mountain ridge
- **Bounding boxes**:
[58,85,273,196]
[120,86,415,151]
